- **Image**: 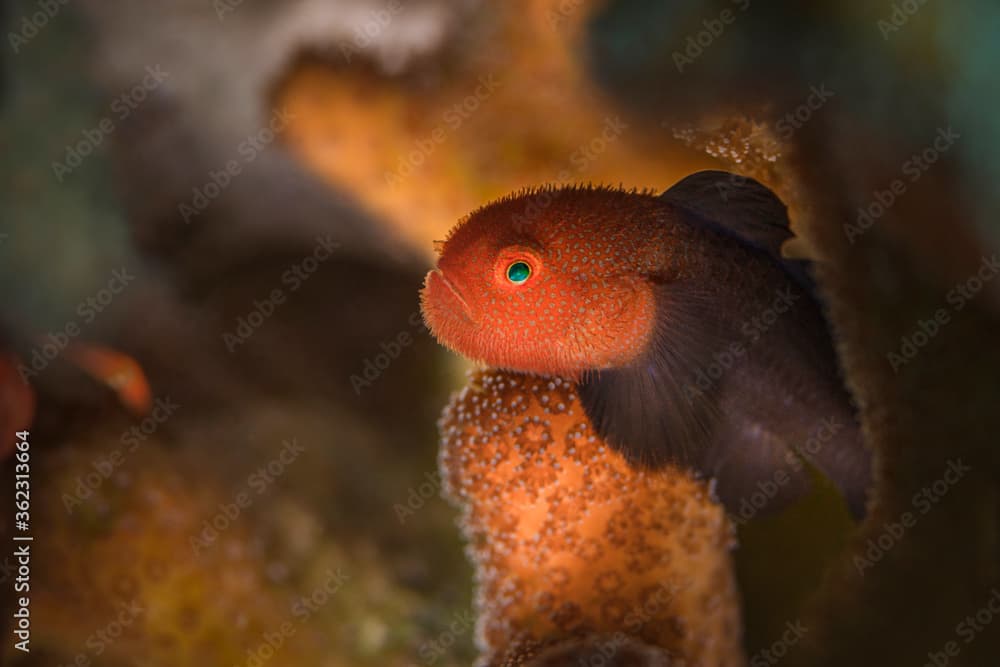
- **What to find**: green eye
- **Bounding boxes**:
[506,261,532,284]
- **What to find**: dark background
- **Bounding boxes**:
[1,1,999,665]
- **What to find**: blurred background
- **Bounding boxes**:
[1,0,999,665]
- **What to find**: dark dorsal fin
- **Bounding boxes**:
[578,172,870,520]
[661,170,815,293]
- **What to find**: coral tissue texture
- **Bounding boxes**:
[439,369,744,666]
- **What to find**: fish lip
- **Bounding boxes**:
[431,269,474,321]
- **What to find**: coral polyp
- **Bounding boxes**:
[439,369,744,666]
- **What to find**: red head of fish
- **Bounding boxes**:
[420,186,669,378]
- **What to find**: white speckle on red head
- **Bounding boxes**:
[421,186,671,377]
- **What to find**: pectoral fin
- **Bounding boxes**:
[578,280,726,472]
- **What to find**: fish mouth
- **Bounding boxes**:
[426,269,474,322]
